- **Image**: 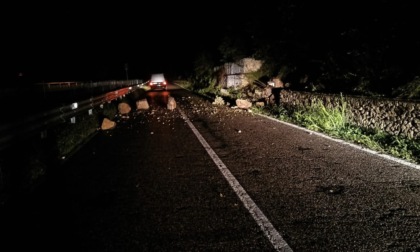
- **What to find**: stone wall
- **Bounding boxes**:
[279,90,420,139]
[222,58,263,88]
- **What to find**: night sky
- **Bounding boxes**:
[4,1,418,86]
[6,2,224,84]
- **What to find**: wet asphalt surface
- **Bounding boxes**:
[1,85,420,251]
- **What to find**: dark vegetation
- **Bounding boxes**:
[0,96,120,203]
[189,1,419,100]
[177,2,420,169]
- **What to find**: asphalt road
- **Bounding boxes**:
[2,85,420,251]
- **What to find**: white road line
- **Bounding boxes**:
[178,109,293,252]
[257,113,420,171]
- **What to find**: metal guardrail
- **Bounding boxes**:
[0,84,145,151]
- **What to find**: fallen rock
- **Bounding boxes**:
[118,102,131,114]
[167,96,176,110]
[236,99,252,109]
[101,118,116,130]
[136,99,149,110]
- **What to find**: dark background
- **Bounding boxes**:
[4,2,225,84]
[4,1,419,90]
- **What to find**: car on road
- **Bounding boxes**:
[148,73,167,91]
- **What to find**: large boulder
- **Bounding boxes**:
[236,99,252,109]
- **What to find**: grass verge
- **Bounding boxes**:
[252,101,419,165]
